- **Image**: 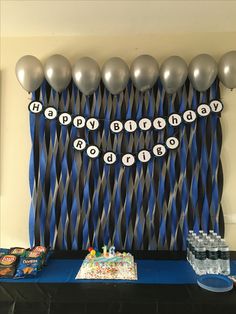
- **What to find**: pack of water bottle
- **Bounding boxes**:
[186,230,230,276]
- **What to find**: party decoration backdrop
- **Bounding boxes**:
[29,79,224,250]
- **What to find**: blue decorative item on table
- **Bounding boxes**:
[197,274,233,292]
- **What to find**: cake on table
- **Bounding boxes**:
[76,246,137,280]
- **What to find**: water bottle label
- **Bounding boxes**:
[220,251,230,260]
[207,251,218,260]
[195,251,206,260]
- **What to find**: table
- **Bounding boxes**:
[0,251,236,314]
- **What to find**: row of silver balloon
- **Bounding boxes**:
[16,52,236,95]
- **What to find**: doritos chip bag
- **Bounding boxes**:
[0,254,18,278]
[14,257,40,279]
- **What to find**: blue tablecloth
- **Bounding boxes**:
[1,259,236,284]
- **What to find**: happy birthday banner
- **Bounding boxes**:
[28,99,223,166]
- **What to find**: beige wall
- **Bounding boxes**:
[1,33,236,249]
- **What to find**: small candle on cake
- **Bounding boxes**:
[102,245,108,257]
[88,247,96,258]
[109,246,115,257]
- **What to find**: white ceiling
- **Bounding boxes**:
[1,0,236,37]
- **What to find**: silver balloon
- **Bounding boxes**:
[160,56,188,94]
[15,55,44,92]
[44,54,71,92]
[130,55,159,92]
[102,57,129,95]
[188,54,217,92]
[218,51,236,89]
[72,57,101,95]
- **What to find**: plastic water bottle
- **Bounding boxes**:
[191,236,199,270]
[186,230,193,262]
[188,232,196,265]
[195,239,206,275]
[209,230,214,238]
[188,238,194,265]
[216,235,222,246]
[203,234,209,243]
[198,230,204,239]
[188,237,194,266]
[203,235,210,251]
[219,239,230,275]
[207,239,219,274]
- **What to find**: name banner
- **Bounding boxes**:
[73,136,179,166]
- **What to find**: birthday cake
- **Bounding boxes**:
[76,246,137,280]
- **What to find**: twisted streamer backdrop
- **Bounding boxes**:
[29,79,224,250]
